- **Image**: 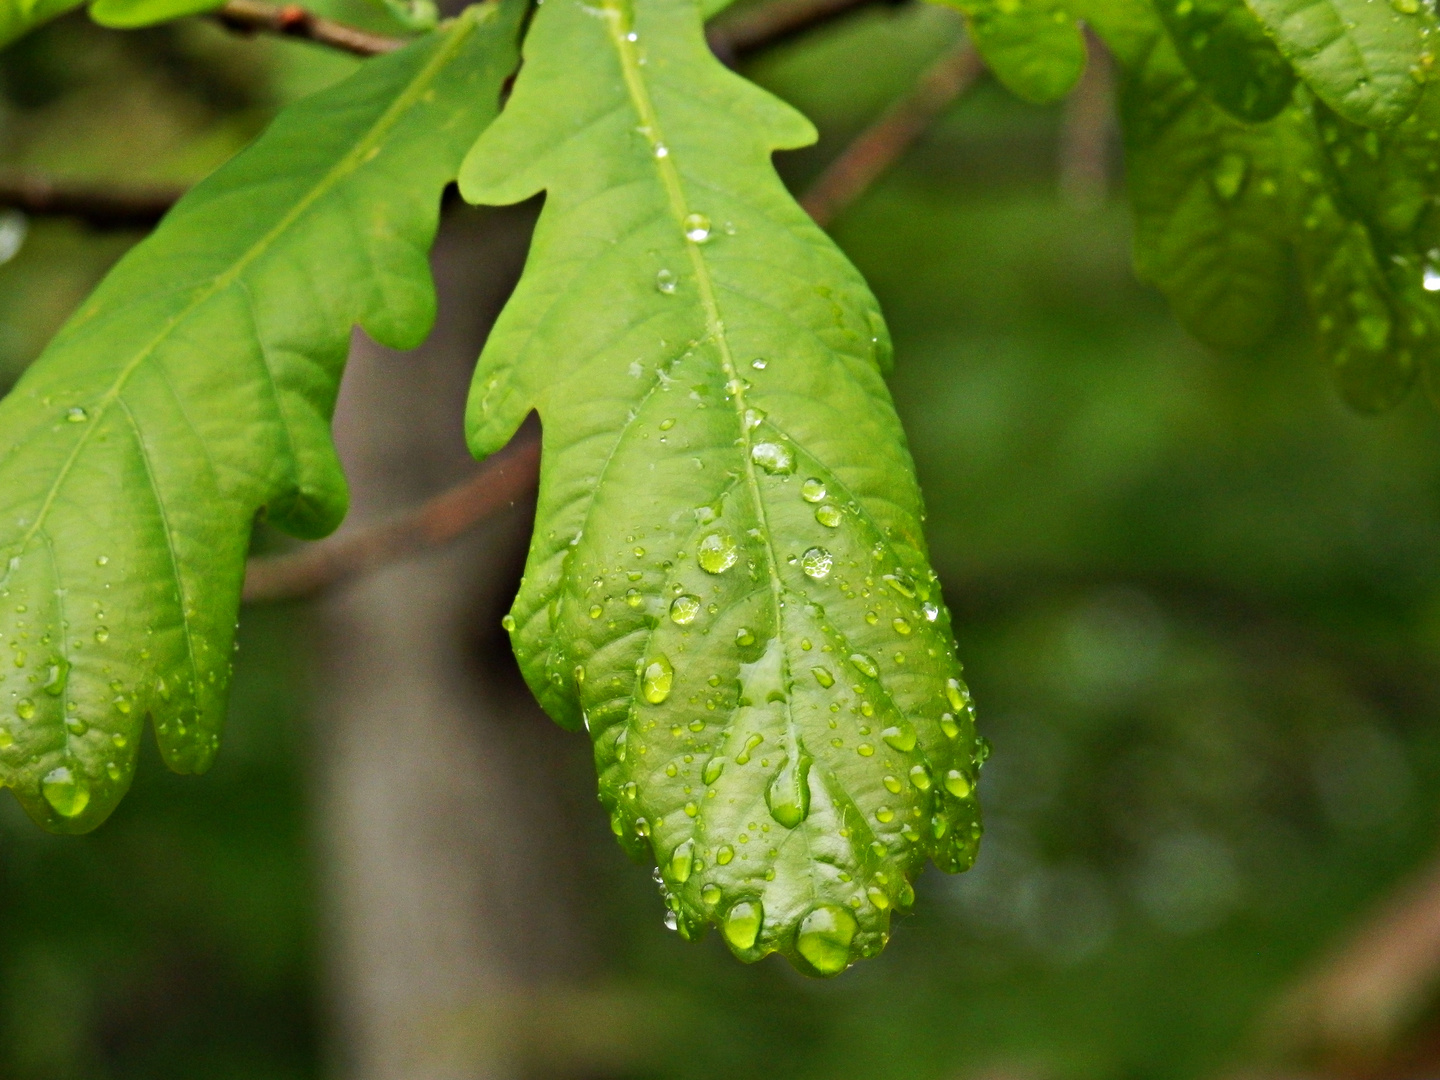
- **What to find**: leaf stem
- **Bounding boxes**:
[211,0,407,56]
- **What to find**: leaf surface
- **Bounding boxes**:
[0,2,520,831]
[1245,0,1430,128]
[936,0,1087,103]
[1152,0,1295,120]
[87,0,225,28]
[460,0,984,974]
[0,0,84,49]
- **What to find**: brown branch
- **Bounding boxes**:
[706,0,898,63]
[1058,29,1117,210]
[799,39,982,228]
[212,0,406,56]
[242,435,540,603]
[0,171,186,228]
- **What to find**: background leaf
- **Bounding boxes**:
[935,0,1087,103]
[1151,0,1295,121]
[460,0,985,975]
[0,1,520,832]
[87,0,226,29]
[1244,0,1430,129]
[0,0,85,50]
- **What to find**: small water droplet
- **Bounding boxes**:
[717,844,735,864]
[723,899,763,950]
[670,594,701,625]
[867,885,891,910]
[41,765,89,818]
[663,910,678,931]
[683,213,711,242]
[653,142,669,158]
[42,659,68,697]
[16,698,34,720]
[812,666,834,688]
[703,757,724,784]
[671,839,695,882]
[1211,152,1248,202]
[801,547,833,580]
[882,722,916,752]
[801,478,826,503]
[95,555,109,567]
[94,626,108,644]
[766,752,812,827]
[589,604,603,619]
[815,504,842,528]
[945,769,972,798]
[106,761,121,781]
[702,883,722,905]
[751,357,768,370]
[500,614,516,631]
[659,417,676,431]
[940,712,960,738]
[684,801,699,817]
[642,655,674,704]
[656,268,677,293]
[697,532,738,574]
[796,904,856,975]
[1424,264,1440,292]
[751,442,795,474]
[857,743,874,756]
[946,677,966,711]
[883,774,902,793]
[112,732,127,748]
[922,602,939,622]
[625,588,645,609]
[66,407,87,423]
[849,652,878,679]
[909,764,932,790]
[875,805,894,823]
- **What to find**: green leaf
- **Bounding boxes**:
[460,0,984,974]
[87,0,222,28]
[1151,0,1295,120]
[0,0,84,50]
[0,2,521,833]
[935,0,1087,103]
[1244,0,1430,129]
[1120,31,1291,348]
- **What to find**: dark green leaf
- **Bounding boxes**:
[460,0,984,974]
[0,2,521,832]
[1151,0,1295,120]
[936,0,1087,103]
[0,0,85,49]
[87,0,223,28]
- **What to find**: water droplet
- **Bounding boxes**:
[801,547,833,580]
[723,899,763,950]
[670,594,701,625]
[883,774,903,794]
[703,757,724,784]
[867,886,891,910]
[812,666,834,688]
[945,769,972,798]
[849,652,878,679]
[65,407,87,423]
[750,442,794,474]
[112,732,127,748]
[891,617,911,636]
[736,732,763,764]
[625,588,645,609]
[766,752,812,827]
[922,602,939,622]
[796,904,856,976]
[106,761,121,781]
[684,801,699,817]
[653,142,669,158]
[671,839,695,882]
[659,417,676,431]
[875,805,894,823]
[801,478,826,503]
[698,532,738,574]
[909,764,932,790]
[751,357,768,370]
[857,743,874,757]
[815,504,842,528]
[881,721,916,752]
[0,727,11,748]
[883,573,915,598]
[656,268,677,293]
[16,698,34,720]
[683,212,711,242]
[946,677,966,711]
[500,614,516,631]
[1424,264,1440,292]
[717,844,735,864]
[702,883,722,905]
[95,555,109,567]
[940,712,960,738]
[634,816,650,837]
[65,716,87,736]
[642,655,673,704]
[94,626,108,644]
[42,659,68,697]
[589,604,603,619]
[664,910,678,931]
[41,765,89,818]
[1211,152,1248,202]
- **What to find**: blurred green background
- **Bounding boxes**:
[5,4,1440,1078]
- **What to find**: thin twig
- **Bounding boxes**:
[212,0,406,56]
[0,172,186,228]
[799,39,983,228]
[1058,28,1116,210]
[706,0,897,63]
[242,436,540,603]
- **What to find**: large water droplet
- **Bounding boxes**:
[703,757,724,784]
[881,721,916,752]
[766,752,812,827]
[811,666,834,688]
[670,594,701,625]
[939,712,960,738]
[671,839,695,883]
[909,764,932,791]
[717,844,734,865]
[697,532,738,574]
[500,614,516,631]
[751,442,795,474]
[801,547,833,580]
[723,899,763,950]
[945,769,972,798]
[849,652,878,679]
[642,655,674,704]
[42,658,68,697]
[683,212,711,242]
[801,478,826,503]
[815,504,842,528]
[41,765,89,818]
[946,677,966,711]
[796,904,857,976]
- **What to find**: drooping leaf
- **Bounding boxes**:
[1120,26,1291,348]
[935,0,1087,103]
[1151,0,1295,120]
[459,0,984,975]
[1244,0,1431,129]
[0,0,84,50]
[0,1,521,832]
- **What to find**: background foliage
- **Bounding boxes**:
[3,1,1440,1077]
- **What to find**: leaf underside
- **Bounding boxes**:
[460,0,984,975]
[0,2,521,832]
